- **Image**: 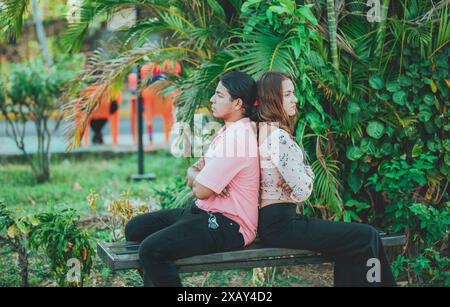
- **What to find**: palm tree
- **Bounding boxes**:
[30,0,53,65]
[0,0,53,66]
[326,0,339,73]
[58,0,244,149]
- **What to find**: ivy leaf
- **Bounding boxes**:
[369,76,384,90]
[418,106,432,122]
[367,121,385,139]
[346,146,363,161]
[423,93,435,106]
[375,92,390,101]
[393,91,407,105]
[386,81,400,92]
[347,101,361,114]
[381,142,393,155]
[399,76,412,87]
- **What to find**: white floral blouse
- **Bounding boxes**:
[259,128,315,203]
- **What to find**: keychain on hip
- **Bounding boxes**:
[207,212,219,230]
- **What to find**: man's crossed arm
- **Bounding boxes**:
[186,158,230,200]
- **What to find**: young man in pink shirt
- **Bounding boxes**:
[125,71,260,287]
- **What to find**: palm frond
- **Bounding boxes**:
[62,40,197,150]
[226,26,298,79]
[0,0,30,41]
[175,50,234,123]
[431,3,450,57]
[312,140,343,215]
[306,51,349,103]
[62,0,185,52]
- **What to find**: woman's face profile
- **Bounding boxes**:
[281,79,297,117]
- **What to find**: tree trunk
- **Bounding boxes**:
[18,245,29,287]
[375,0,390,60]
[30,0,53,66]
[326,0,339,73]
[35,117,52,183]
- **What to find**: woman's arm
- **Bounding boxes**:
[268,130,314,202]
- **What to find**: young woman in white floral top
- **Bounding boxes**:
[255,72,396,287]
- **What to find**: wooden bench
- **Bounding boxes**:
[97,232,406,285]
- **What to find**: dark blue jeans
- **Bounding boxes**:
[258,203,396,287]
[125,202,245,287]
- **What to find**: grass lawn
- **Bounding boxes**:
[0,151,187,217]
[0,150,333,287]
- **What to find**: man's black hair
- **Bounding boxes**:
[219,71,258,120]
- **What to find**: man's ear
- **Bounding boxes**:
[233,98,243,111]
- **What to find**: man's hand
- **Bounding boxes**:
[193,157,205,171]
[186,168,198,188]
[216,185,231,198]
[277,179,292,194]
[186,158,205,187]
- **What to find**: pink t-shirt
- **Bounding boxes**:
[195,117,260,246]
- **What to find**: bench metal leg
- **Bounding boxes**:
[138,269,154,287]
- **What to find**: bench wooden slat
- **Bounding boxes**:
[178,256,327,273]
[97,234,406,272]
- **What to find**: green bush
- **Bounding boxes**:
[367,154,449,286]
[0,200,94,287]
[0,55,83,182]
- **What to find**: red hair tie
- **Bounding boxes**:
[253,100,259,107]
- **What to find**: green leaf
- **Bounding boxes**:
[269,5,289,15]
[346,146,363,161]
[418,106,432,122]
[360,138,375,154]
[366,121,385,139]
[369,76,384,90]
[443,139,450,151]
[241,0,263,12]
[399,76,412,87]
[376,92,390,101]
[206,0,226,17]
[16,221,29,235]
[393,91,407,105]
[423,93,435,106]
[28,215,40,227]
[7,224,18,238]
[296,5,318,25]
[343,211,351,222]
[349,211,362,222]
[381,142,393,155]
[444,152,450,167]
[386,81,400,92]
[348,172,363,193]
[347,101,361,114]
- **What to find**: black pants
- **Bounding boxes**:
[258,203,396,287]
[125,202,245,287]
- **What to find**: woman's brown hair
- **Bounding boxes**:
[256,71,297,135]
[256,71,312,164]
